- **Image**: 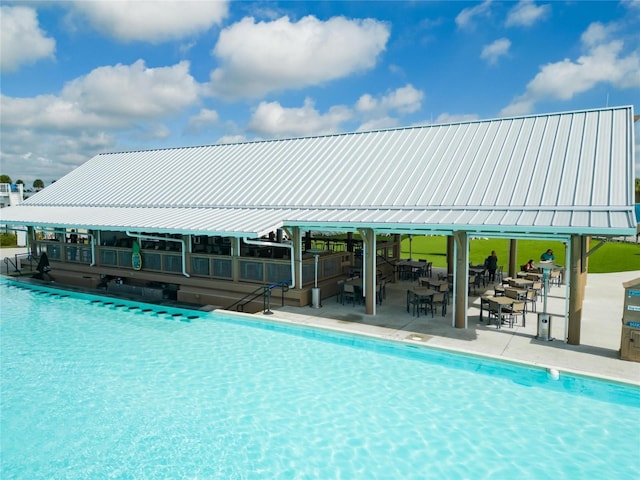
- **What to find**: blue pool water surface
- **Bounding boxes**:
[1,279,639,479]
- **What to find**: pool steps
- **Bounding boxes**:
[5,281,203,321]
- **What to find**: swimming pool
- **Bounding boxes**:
[1,279,638,479]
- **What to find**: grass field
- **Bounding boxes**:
[400,236,640,273]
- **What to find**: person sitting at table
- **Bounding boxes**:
[524,259,535,271]
[484,250,498,283]
[540,249,555,261]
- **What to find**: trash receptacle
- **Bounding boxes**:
[537,313,552,341]
[312,287,321,308]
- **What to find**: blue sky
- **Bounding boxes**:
[1,0,639,186]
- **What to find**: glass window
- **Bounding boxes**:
[240,261,263,282]
[191,256,210,276]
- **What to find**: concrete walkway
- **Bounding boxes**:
[2,247,639,385]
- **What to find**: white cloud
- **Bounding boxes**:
[246,84,423,138]
[185,108,220,134]
[581,22,617,48]
[622,0,640,14]
[0,128,116,185]
[455,0,493,30]
[435,113,481,124]
[247,98,352,137]
[0,5,55,73]
[209,15,390,98]
[357,117,399,132]
[2,60,199,131]
[216,134,250,145]
[356,84,424,118]
[501,22,640,116]
[481,38,511,65]
[0,60,201,183]
[70,0,229,43]
[505,0,551,28]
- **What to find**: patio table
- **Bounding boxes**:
[480,295,517,329]
[406,287,437,317]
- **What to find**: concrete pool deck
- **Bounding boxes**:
[2,247,639,385]
[266,269,640,386]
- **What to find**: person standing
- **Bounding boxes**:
[485,250,498,283]
[540,249,555,261]
[68,229,78,261]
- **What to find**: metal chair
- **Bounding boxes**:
[376,279,386,305]
[416,293,434,318]
[468,274,476,295]
[502,301,526,327]
[432,291,448,316]
[343,283,357,306]
[336,280,345,303]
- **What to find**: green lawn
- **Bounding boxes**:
[401,236,640,273]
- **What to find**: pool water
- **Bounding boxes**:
[1,280,638,479]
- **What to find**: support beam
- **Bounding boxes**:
[447,235,454,276]
[292,227,303,290]
[359,228,376,315]
[28,226,37,257]
[508,239,517,279]
[453,231,469,329]
[232,238,240,282]
[567,235,588,345]
[393,234,401,260]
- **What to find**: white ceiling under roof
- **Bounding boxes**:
[2,105,636,238]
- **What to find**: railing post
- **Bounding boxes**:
[264,286,273,315]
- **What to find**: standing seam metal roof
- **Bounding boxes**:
[1,105,635,237]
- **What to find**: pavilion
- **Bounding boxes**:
[1,105,636,345]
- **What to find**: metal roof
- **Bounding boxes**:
[2,105,636,237]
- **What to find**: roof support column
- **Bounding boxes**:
[28,226,37,257]
[359,228,376,315]
[453,231,469,329]
[568,234,588,345]
[393,234,401,260]
[291,227,303,290]
[232,238,240,282]
[508,239,518,279]
[447,235,454,276]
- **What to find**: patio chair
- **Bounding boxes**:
[468,274,476,295]
[494,284,506,296]
[416,293,434,318]
[432,291,448,316]
[550,269,561,287]
[376,279,386,305]
[336,280,345,303]
[473,274,483,294]
[525,288,537,312]
[438,282,451,304]
[502,301,526,328]
[532,281,543,298]
[343,283,358,306]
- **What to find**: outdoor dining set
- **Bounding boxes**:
[406,276,450,318]
[335,257,561,330]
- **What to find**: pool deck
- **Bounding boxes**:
[2,247,639,386]
[265,269,640,387]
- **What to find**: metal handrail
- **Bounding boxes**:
[3,252,34,274]
[226,280,290,314]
